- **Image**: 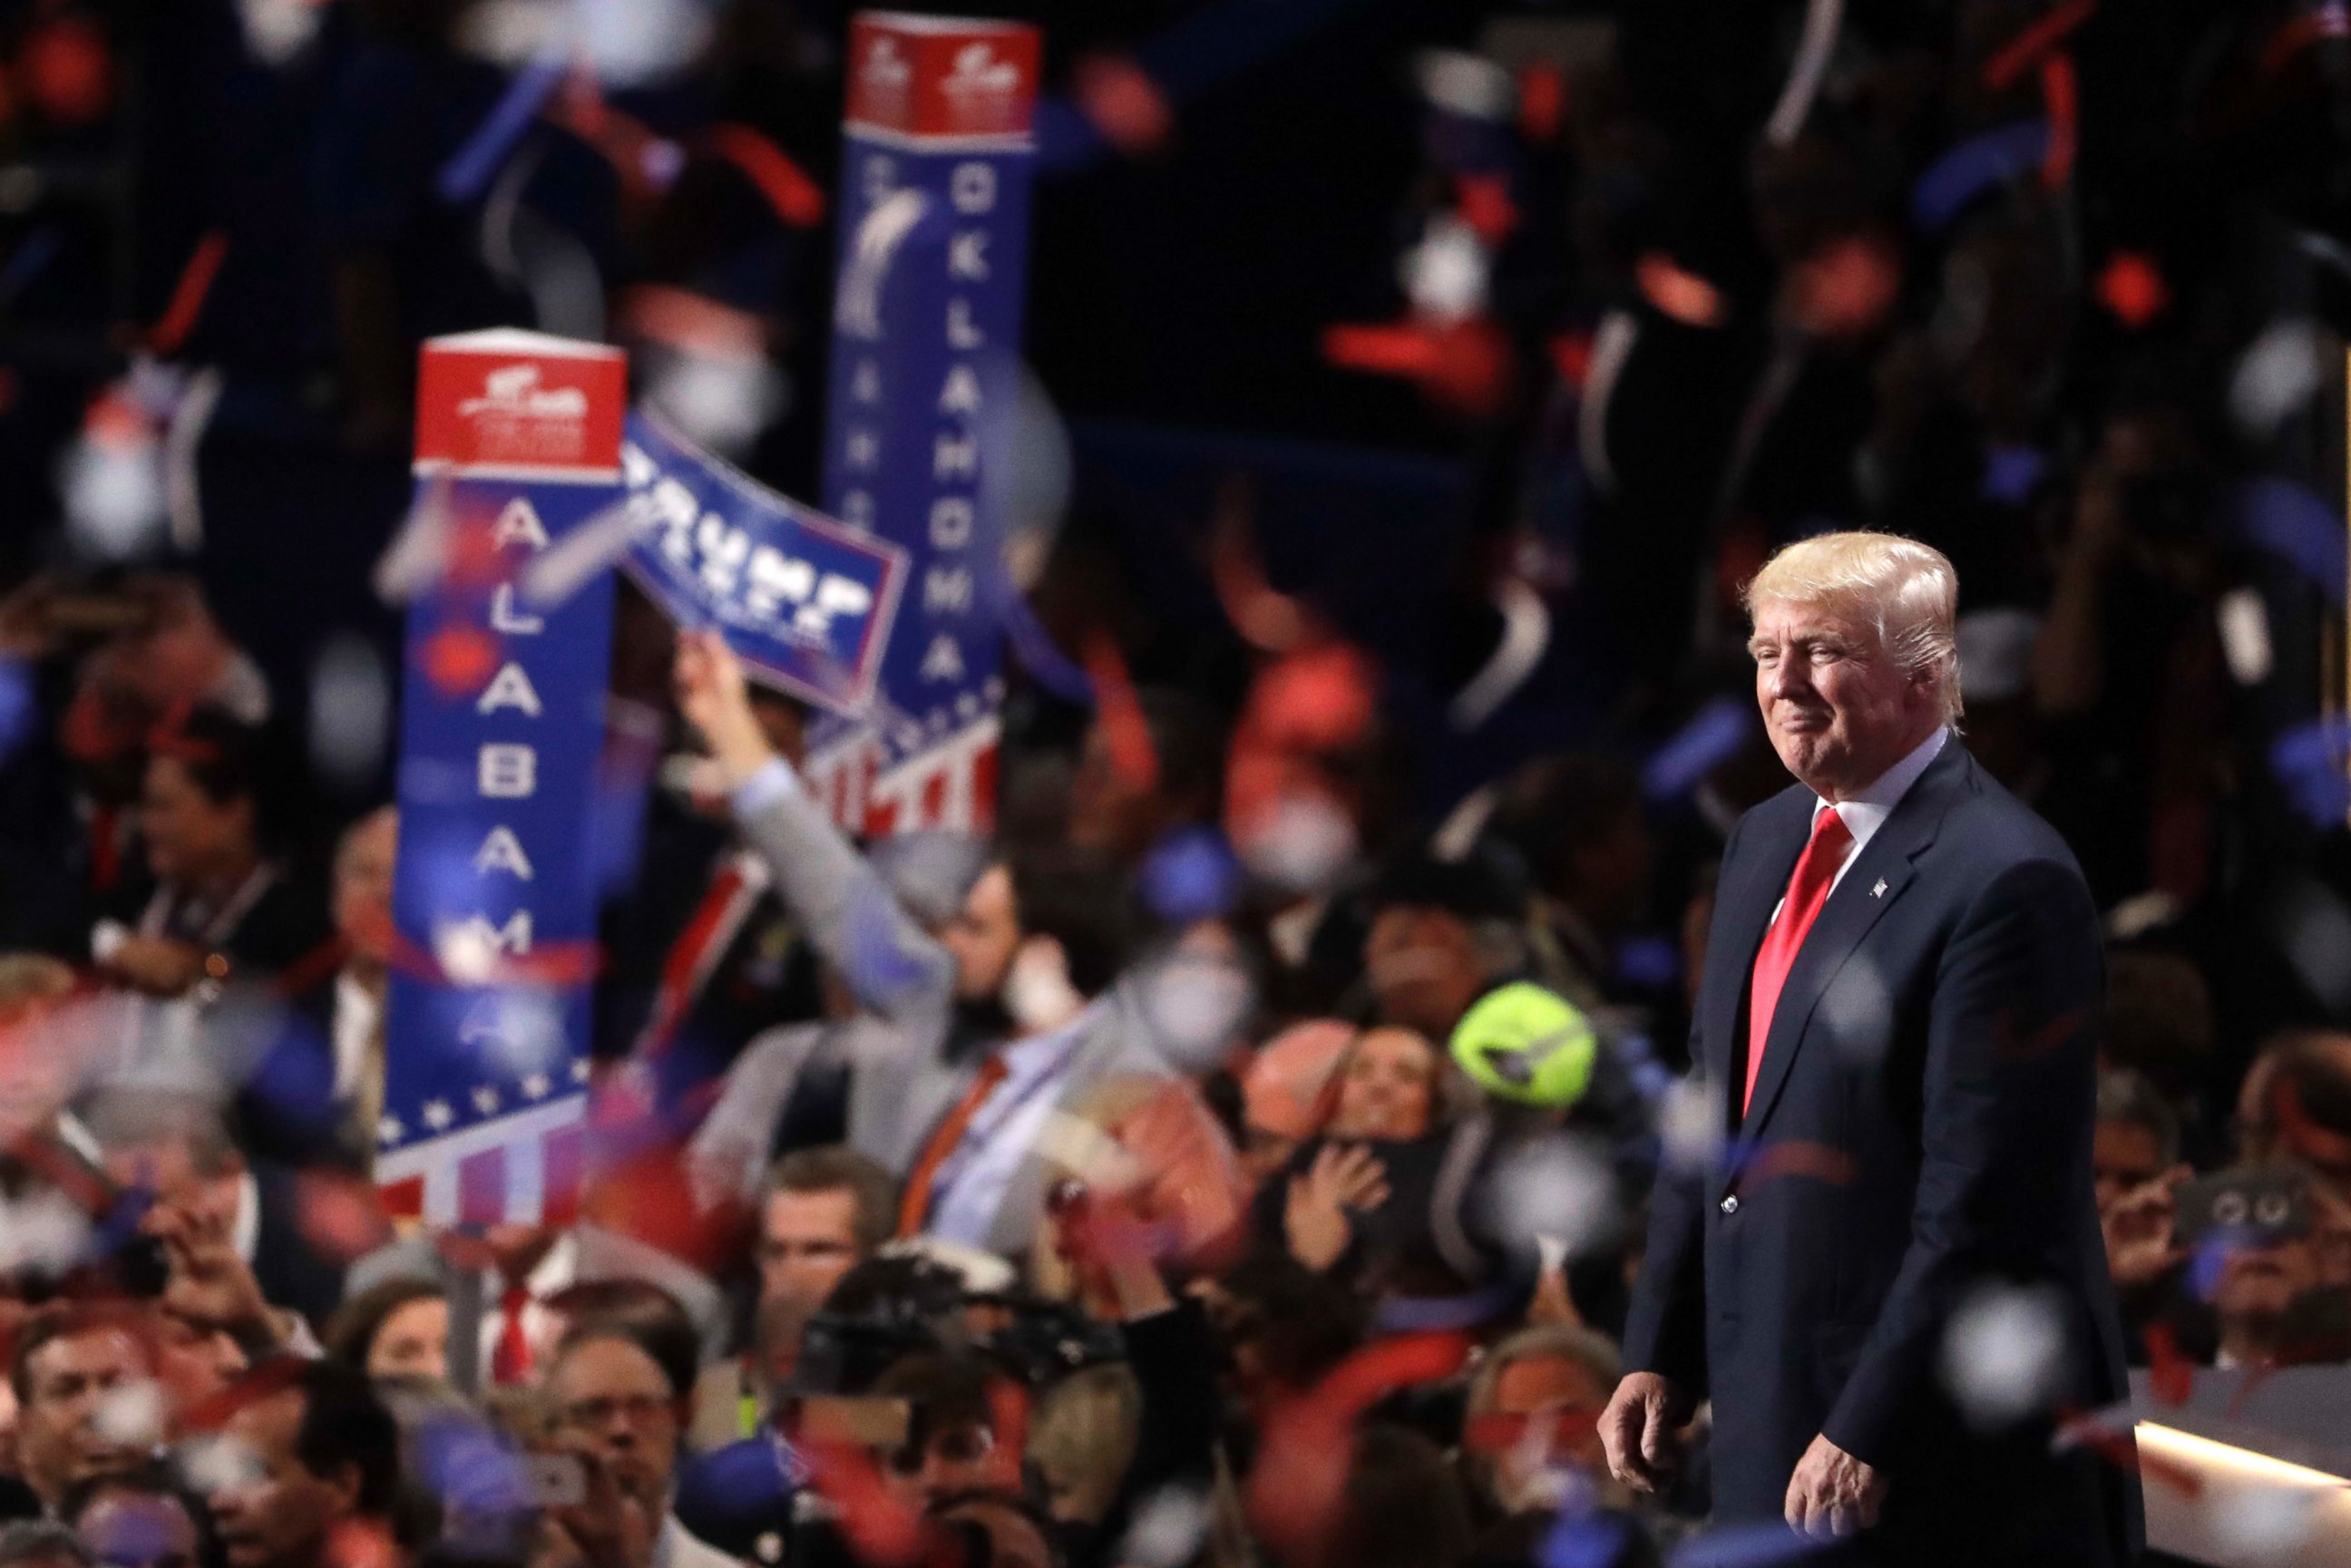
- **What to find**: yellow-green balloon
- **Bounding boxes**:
[1449,981,1597,1108]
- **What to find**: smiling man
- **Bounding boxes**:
[1601,533,2141,1565]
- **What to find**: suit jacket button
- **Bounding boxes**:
[1720,1194,1739,1215]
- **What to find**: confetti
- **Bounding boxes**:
[1118,1485,1211,1568]
[2229,319,2327,439]
[2095,251,2170,328]
[1481,1134,1620,1259]
[307,635,392,787]
[1634,254,1727,329]
[92,1378,168,1448]
[1939,1283,2065,1428]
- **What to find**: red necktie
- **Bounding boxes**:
[492,1285,535,1386]
[895,1054,1011,1238]
[1743,808,1855,1116]
[639,861,751,1058]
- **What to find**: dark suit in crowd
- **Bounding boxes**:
[1624,741,2141,1566]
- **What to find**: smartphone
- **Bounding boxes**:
[522,1453,587,1509]
[793,1395,911,1448]
[2175,1170,2308,1248]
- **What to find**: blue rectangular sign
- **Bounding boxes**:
[619,411,909,714]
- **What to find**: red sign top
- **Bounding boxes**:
[845,12,1039,141]
[415,329,628,480]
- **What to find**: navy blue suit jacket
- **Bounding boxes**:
[1623,740,2141,1565]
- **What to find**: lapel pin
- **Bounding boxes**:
[1870,878,1888,899]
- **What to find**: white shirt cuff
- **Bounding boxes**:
[732,757,801,820]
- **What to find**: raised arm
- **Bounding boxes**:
[673,629,952,1025]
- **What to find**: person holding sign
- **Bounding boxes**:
[673,631,1242,1261]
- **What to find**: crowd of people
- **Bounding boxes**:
[0,2,2346,1567]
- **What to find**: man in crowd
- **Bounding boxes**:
[541,1326,733,1568]
[9,1308,161,1516]
[689,1145,895,1448]
[317,807,395,1164]
[84,1091,344,1347]
[202,1360,399,1568]
[1606,532,2138,1563]
[2092,1069,2200,1361]
[673,629,1231,1259]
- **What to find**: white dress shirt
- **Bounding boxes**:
[923,1004,1098,1248]
[477,1232,581,1371]
[1810,726,1950,894]
[331,972,381,1102]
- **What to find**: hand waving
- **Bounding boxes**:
[1283,1143,1388,1271]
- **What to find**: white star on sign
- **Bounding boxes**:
[422,1100,454,1132]
[473,1086,502,1115]
[570,1058,592,1085]
[376,1115,404,1146]
[521,1071,551,1101]
[956,693,979,720]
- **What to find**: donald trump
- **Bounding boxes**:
[1602,533,2141,1563]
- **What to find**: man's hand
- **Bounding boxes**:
[105,936,208,998]
[1783,1432,1888,1540]
[144,1188,282,1349]
[1598,1371,1689,1495]
[534,1447,657,1568]
[672,628,775,790]
[2101,1164,2191,1292]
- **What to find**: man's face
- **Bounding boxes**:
[205,1390,354,1568]
[1748,598,1936,798]
[2213,1235,2321,1323]
[547,1338,683,1515]
[1364,907,1482,1038]
[152,1313,243,1417]
[1485,1353,1608,1511]
[758,1189,863,1322]
[331,812,398,971]
[939,865,1020,1004]
[139,757,251,889]
[19,1328,156,1506]
[2092,1122,2164,1213]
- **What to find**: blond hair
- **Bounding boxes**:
[1743,531,1964,725]
[1029,1363,1143,1525]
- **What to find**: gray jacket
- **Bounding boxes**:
[733,770,1173,1256]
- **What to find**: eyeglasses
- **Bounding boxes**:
[561,1394,675,1429]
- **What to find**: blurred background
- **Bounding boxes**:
[1,2,2350,1565]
